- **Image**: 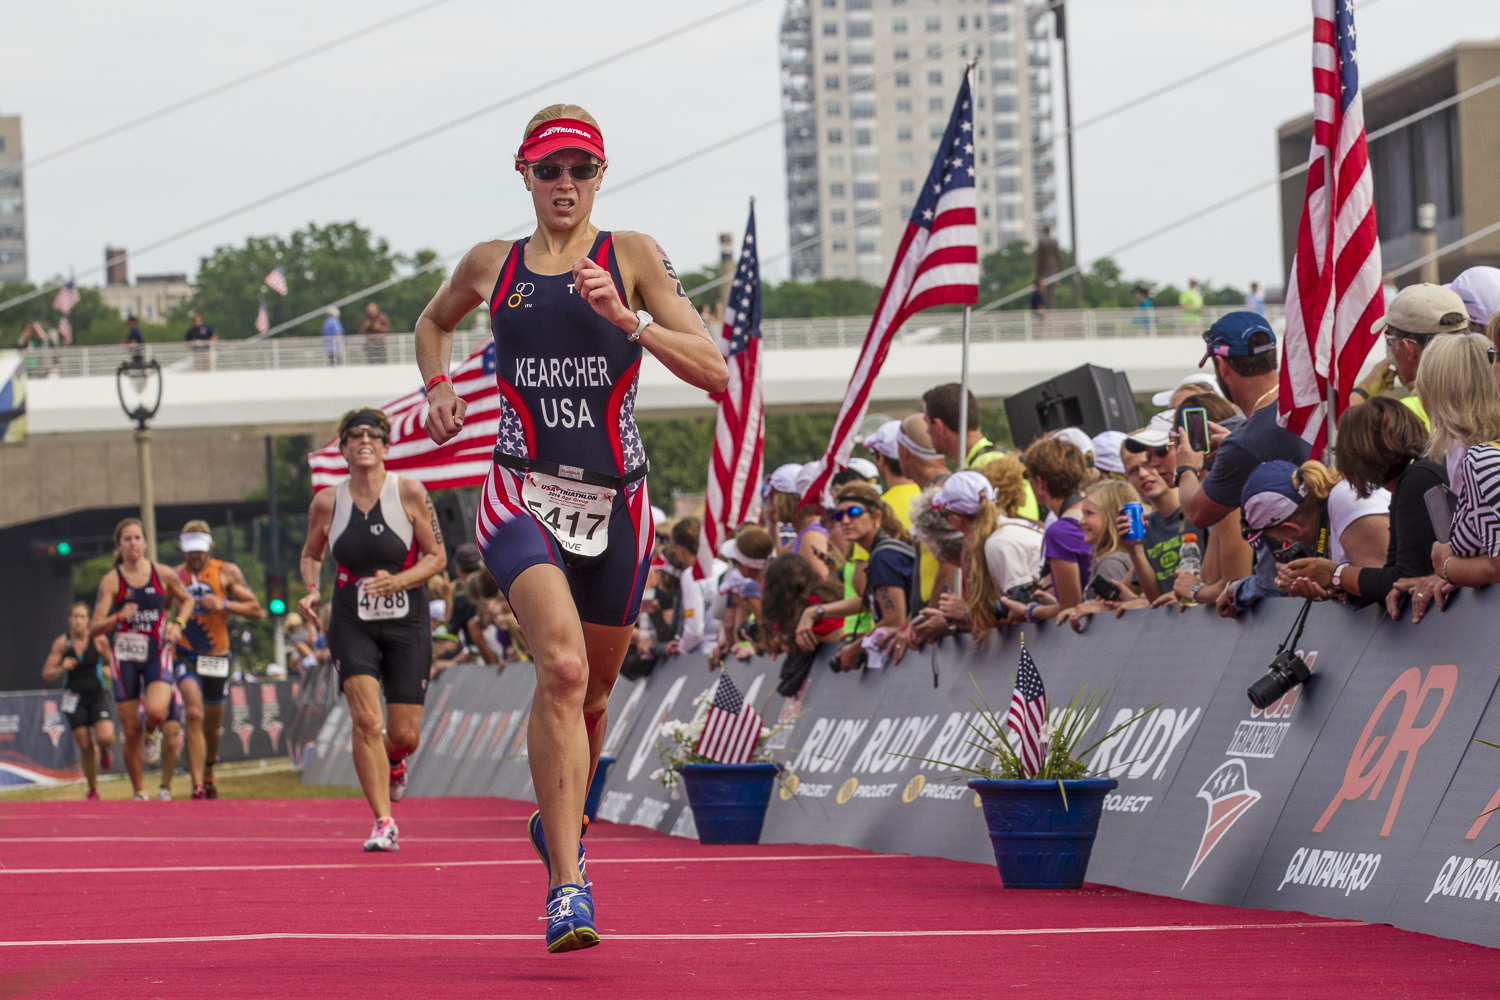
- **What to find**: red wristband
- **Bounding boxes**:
[425,374,451,394]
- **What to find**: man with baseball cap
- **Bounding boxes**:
[1177,312,1311,534]
[1349,283,1471,427]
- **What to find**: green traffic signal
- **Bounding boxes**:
[56,541,71,556]
[268,597,287,616]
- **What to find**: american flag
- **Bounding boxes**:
[51,281,80,315]
[695,673,763,765]
[799,74,978,508]
[264,266,289,297]
[254,298,270,335]
[1278,0,1383,460]
[1004,641,1049,778]
[307,340,501,492]
[56,316,72,346]
[697,203,764,580]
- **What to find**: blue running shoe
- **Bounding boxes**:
[540,883,599,953]
[527,810,589,887]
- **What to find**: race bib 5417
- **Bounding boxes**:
[521,472,614,558]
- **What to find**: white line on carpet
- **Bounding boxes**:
[0,853,887,875]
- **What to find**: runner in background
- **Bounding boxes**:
[299,408,447,852]
[415,104,728,952]
[90,518,194,800]
[174,520,264,800]
[41,603,116,799]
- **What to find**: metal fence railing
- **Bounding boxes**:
[15,305,1282,380]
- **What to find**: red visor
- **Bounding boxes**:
[517,118,606,165]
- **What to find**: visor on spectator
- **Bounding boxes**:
[767,462,802,494]
[1124,412,1174,452]
[847,457,879,480]
[860,420,902,460]
[930,470,997,516]
[1239,460,1304,544]
[720,538,767,571]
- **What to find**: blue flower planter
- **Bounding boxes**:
[583,756,616,823]
[967,778,1118,889]
[678,763,780,845]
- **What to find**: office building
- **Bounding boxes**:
[779,0,1055,283]
[0,116,26,285]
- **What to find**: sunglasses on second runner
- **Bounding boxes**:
[342,427,388,444]
[529,161,602,182]
[831,504,868,522]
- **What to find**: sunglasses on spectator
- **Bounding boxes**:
[342,428,387,443]
[831,505,868,522]
[1490,346,1497,364]
[530,161,602,181]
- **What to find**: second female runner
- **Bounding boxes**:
[416,104,728,953]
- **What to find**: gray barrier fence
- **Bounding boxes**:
[300,589,1500,949]
[1,680,300,788]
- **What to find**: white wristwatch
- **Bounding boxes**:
[629,309,652,342]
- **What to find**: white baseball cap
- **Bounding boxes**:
[1091,431,1128,475]
[1124,411,1175,452]
[767,463,802,494]
[860,420,902,460]
[1151,373,1223,407]
[1049,427,1095,460]
[847,457,879,480]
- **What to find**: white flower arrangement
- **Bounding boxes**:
[650,692,785,794]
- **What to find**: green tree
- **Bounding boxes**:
[187,221,448,339]
[0,281,172,346]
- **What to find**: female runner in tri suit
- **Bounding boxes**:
[173,520,264,800]
[415,104,728,953]
[298,408,447,852]
[90,517,194,800]
[41,603,116,799]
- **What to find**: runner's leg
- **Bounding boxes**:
[344,674,392,819]
[579,622,633,785]
[202,703,225,786]
[119,701,144,795]
[178,677,206,788]
[144,680,177,793]
[93,717,116,759]
[384,704,423,763]
[72,727,98,793]
[507,563,590,889]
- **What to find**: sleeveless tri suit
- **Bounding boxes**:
[175,558,234,706]
[325,472,431,704]
[60,636,111,730]
[476,231,654,625]
[109,564,182,722]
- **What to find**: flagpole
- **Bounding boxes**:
[956,58,978,469]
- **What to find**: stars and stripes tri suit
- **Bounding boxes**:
[477,231,654,626]
[325,472,431,705]
[109,564,182,722]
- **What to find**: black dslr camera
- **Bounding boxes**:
[1247,599,1314,709]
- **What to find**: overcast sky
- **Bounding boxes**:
[3,0,1496,305]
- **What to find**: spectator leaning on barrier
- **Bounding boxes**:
[1052,478,1143,628]
[711,525,774,665]
[788,463,840,580]
[765,462,804,551]
[663,517,718,657]
[1167,392,1254,608]
[1349,283,1469,426]
[359,301,391,365]
[1178,311,1311,533]
[897,412,953,605]
[1393,332,1500,622]
[794,481,915,670]
[922,382,1040,521]
[1278,397,1445,604]
[760,553,845,658]
[1000,435,1090,624]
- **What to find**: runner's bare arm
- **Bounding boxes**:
[299,489,336,617]
[89,571,121,637]
[41,635,69,682]
[418,241,512,446]
[95,636,113,677]
[159,565,194,644]
[578,232,728,394]
[366,480,447,596]
[221,562,266,620]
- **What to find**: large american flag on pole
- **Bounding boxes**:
[1005,640,1049,778]
[697,203,764,580]
[1278,0,1383,460]
[798,73,979,509]
[307,340,502,491]
[695,673,764,764]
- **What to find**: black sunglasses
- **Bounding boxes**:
[1489,346,1497,365]
[831,505,868,522]
[530,162,601,181]
[342,427,387,443]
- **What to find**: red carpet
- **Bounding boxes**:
[1,797,1495,998]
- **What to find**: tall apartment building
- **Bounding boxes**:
[780,0,1056,283]
[0,116,26,285]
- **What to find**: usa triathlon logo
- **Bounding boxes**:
[1183,759,1262,888]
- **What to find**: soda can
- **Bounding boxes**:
[1122,502,1147,542]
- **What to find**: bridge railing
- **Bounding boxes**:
[16,305,1281,379]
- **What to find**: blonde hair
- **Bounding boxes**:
[978,455,1030,518]
[180,518,211,535]
[1417,333,1500,458]
[516,104,603,170]
[1083,479,1139,557]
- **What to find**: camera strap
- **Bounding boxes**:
[1277,598,1314,656]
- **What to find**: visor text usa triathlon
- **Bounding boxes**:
[516,118,606,166]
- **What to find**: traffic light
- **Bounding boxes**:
[265,572,287,616]
[31,540,74,560]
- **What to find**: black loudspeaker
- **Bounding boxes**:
[1004,364,1138,450]
[431,490,477,550]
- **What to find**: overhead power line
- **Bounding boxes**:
[0,0,770,318]
[0,0,461,184]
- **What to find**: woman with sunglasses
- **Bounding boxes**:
[298,408,448,852]
[793,482,915,668]
[414,104,727,953]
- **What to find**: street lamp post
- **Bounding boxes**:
[116,358,163,562]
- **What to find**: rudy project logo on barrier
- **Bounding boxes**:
[1315,665,1456,837]
[1183,759,1262,888]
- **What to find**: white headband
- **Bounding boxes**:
[897,427,942,460]
[179,532,213,553]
